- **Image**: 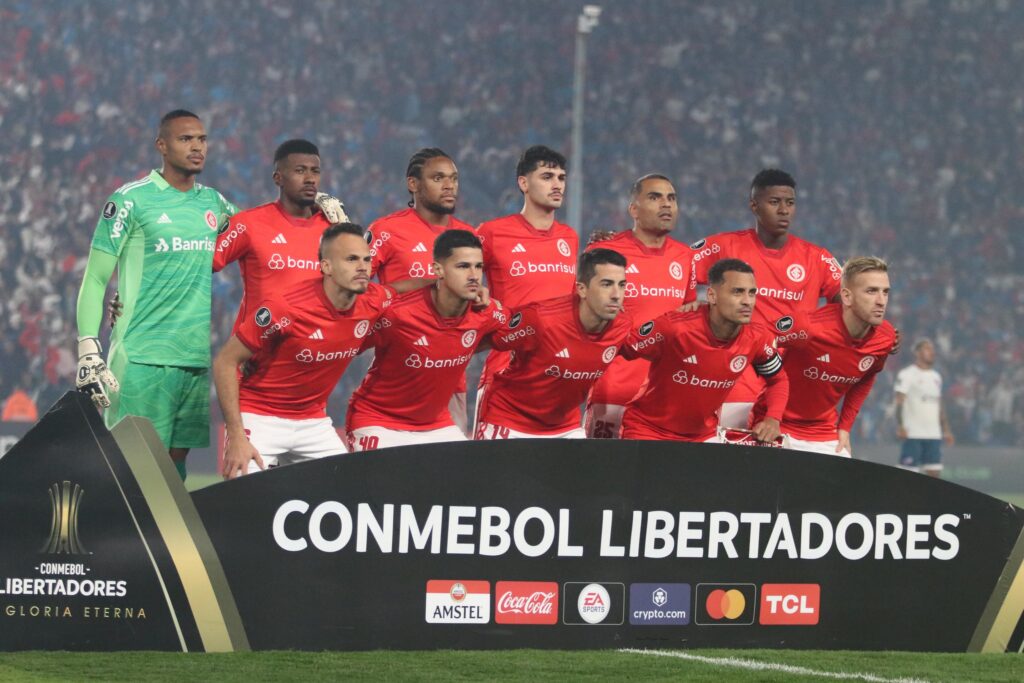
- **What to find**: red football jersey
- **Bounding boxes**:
[367,208,475,284]
[346,288,507,431]
[585,230,696,405]
[751,303,897,440]
[688,228,842,402]
[213,201,330,333]
[620,308,786,441]
[478,295,633,434]
[477,214,579,385]
[235,281,394,420]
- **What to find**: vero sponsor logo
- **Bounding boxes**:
[495,581,558,625]
[759,584,820,625]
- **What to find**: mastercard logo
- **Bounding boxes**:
[705,588,746,620]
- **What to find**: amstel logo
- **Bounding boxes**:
[42,481,88,555]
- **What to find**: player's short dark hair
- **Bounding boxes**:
[750,168,796,198]
[516,145,567,179]
[630,173,672,199]
[158,109,200,137]
[433,229,482,262]
[578,248,627,285]
[318,222,366,261]
[274,139,320,164]
[708,258,754,285]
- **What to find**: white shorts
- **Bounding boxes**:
[584,403,625,439]
[450,392,469,437]
[347,424,467,451]
[475,422,585,440]
[787,436,852,458]
[240,412,348,474]
[717,402,754,429]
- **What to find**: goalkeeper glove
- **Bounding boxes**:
[76,337,119,409]
[314,192,349,224]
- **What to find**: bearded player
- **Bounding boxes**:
[346,230,506,450]
[751,257,897,456]
[583,174,696,438]
[475,145,579,428]
[621,259,788,443]
[75,109,238,479]
[688,169,842,431]
[475,248,632,439]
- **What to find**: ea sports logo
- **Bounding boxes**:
[669,261,684,280]
[255,307,272,327]
[461,330,477,348]
[268,254,285,270]
[673,370,689,384]
[354,320,370,339]
[859,356,875,372]
[786,264,806,283]
[556,238,571,258]
[409,262,426,278]
[509,261,526,277]
[577,583,610,624]
[730,356,748,373]
[204,210,218,230]
[405,354,422,369]
[295,349,313,363]
[602,346,617,364]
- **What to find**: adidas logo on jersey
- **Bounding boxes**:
[308,329,324,340]
[555,348,570,358]
[682,354,698,364]
[412,242,427,253]
[157,213,173,224]
[817,354,831,363]
[511,243,527,253]
[272,233,287,244]
[625,264,640,274]
[414,336,430,347]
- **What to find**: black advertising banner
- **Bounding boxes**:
[0,393,247,652]
[192,438,1024,653]
[1,393,1023,652]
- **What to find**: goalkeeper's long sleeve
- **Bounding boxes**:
[76,248,117,338]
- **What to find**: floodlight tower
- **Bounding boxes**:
[568,5,601,233]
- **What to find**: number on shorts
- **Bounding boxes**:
[358,435,379,451]
[591,420,614,439]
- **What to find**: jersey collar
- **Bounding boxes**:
[149,169,200,195]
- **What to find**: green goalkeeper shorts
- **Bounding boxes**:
[105,349,210,450]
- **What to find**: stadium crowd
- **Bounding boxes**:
[1,0,1021,446]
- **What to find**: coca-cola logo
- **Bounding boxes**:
[494,581,559,625]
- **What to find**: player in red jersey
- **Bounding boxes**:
[583,174,696,438]
[213,224,393,478]
[751,257,896,456]
[346,230,507,450]
[688,169,842,429]
[213,139,349,332]
[475,249,632,439]
[475,145,579,425]
[621,259,788,443]
[366,148,476,433]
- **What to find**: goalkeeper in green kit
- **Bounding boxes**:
[75,110,239,480]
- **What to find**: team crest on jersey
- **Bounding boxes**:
[102,201,117,219]
[859,356,875,372]
[354,320,370,339]
[669,261,684,280]
[461,330,478,348]
[730,355,748,373]
[639,321,655,337]
[255,307,272,327]
[602,346,617,364]
[556,238,572,258]
[786,264,806,283]
[508,312,523,329]
[689,238,706,249]
[204,210,218,231]
[775,316,794,332]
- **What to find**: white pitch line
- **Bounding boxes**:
[618,648,931,683]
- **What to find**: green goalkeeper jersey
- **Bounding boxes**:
[90,170,239,368]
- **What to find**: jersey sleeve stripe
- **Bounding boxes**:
[754,354,783,377]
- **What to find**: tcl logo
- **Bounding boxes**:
[759,584,820,625]
[495,581,558,625]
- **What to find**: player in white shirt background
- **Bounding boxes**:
[894,338,954,477]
